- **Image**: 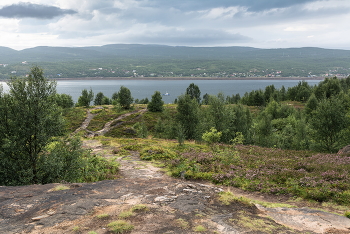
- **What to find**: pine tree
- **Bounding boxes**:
[148,91,164,112]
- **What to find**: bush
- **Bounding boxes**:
[107,220,134,233]
[140,146,177,160]
[38,137,120,184]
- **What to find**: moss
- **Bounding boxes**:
[176,218,189,229]
[193,225,206,232]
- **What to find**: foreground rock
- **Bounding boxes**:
[0,140,349,234]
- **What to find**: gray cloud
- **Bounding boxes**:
[0,2,77,19]
[125,29,252,46]
[145,0,319,12]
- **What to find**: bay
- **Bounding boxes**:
[1,79,321,103]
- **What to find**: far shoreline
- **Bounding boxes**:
[52,76,326,81]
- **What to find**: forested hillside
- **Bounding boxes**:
[0,44,349,79]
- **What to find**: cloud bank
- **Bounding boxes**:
[0,2,76,19]
[0,0,349,50]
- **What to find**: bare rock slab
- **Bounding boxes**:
[256,204,350,233]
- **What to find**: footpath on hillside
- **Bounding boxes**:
[0,106,349,234]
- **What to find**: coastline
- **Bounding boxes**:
[52,76,326,81]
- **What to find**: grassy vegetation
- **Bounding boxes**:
[118,210,134,219]
[232,212,282,233]
[62,102,350,206]
[345,211,350,218]
[176,218,189,229]
[105,136,350,206]
[96,213,110,219]
[107,220,134,233]
[63,107,87,132]
[218,191,253,206]
[87,107,128,131]
[131,204,148,212]
[193,225,207,232]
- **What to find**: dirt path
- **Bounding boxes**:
[0,107,349,233]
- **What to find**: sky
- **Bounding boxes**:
[0,0,350,50]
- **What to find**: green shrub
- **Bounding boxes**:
[107,220,134,233]
[177,218,189,229]
[82,155,120,182]
[90,108,103,114]
[345,211,350,219]
[218,191,252,206]
[123,144,142,151]
[334,190,350,205]
[96,213,110,219]
[118,210,133,219]
[140,146,177,160]
[131,204,148,212]
[193,225,206,232]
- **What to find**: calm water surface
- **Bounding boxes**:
[1,79,321,103]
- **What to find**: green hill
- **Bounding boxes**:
[0,44,349,79]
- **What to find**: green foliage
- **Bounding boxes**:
[202,127,222,145]
[38,137,120,184]
[96,213,110,219]
[62,107,87,133]
[304,93,318,117]
[77,88,94,107]
[131,204,148,212]
[193,225,206,232]
[314,77,341,99]
[133,122,148,138]
[345,211,350,219]
[94,92,104,105]
[177,218,189,229]
[107,220,134,234]
[186,83,201,104]
[0,66,65,185]
[81,153,120,182]
[218,191,252,206]
[286,81,312,102]
[309,97,349,152]
[147,91,164,112]
[176,94,200,140]
[116,86,133,109]
[38,137,88,183]
[118,210,133,219]
[53,93,74,109]
[140,146,177,160]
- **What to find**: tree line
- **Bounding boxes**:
[150,78,350,153]
[72,76,350,153]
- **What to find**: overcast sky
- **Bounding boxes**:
[0,0,349,50]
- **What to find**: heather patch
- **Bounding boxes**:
[160,144,350,205]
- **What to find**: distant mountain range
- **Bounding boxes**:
[0,44,349,78]
[0,44,349,63]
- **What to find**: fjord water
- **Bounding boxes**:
[1,79,321,103]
